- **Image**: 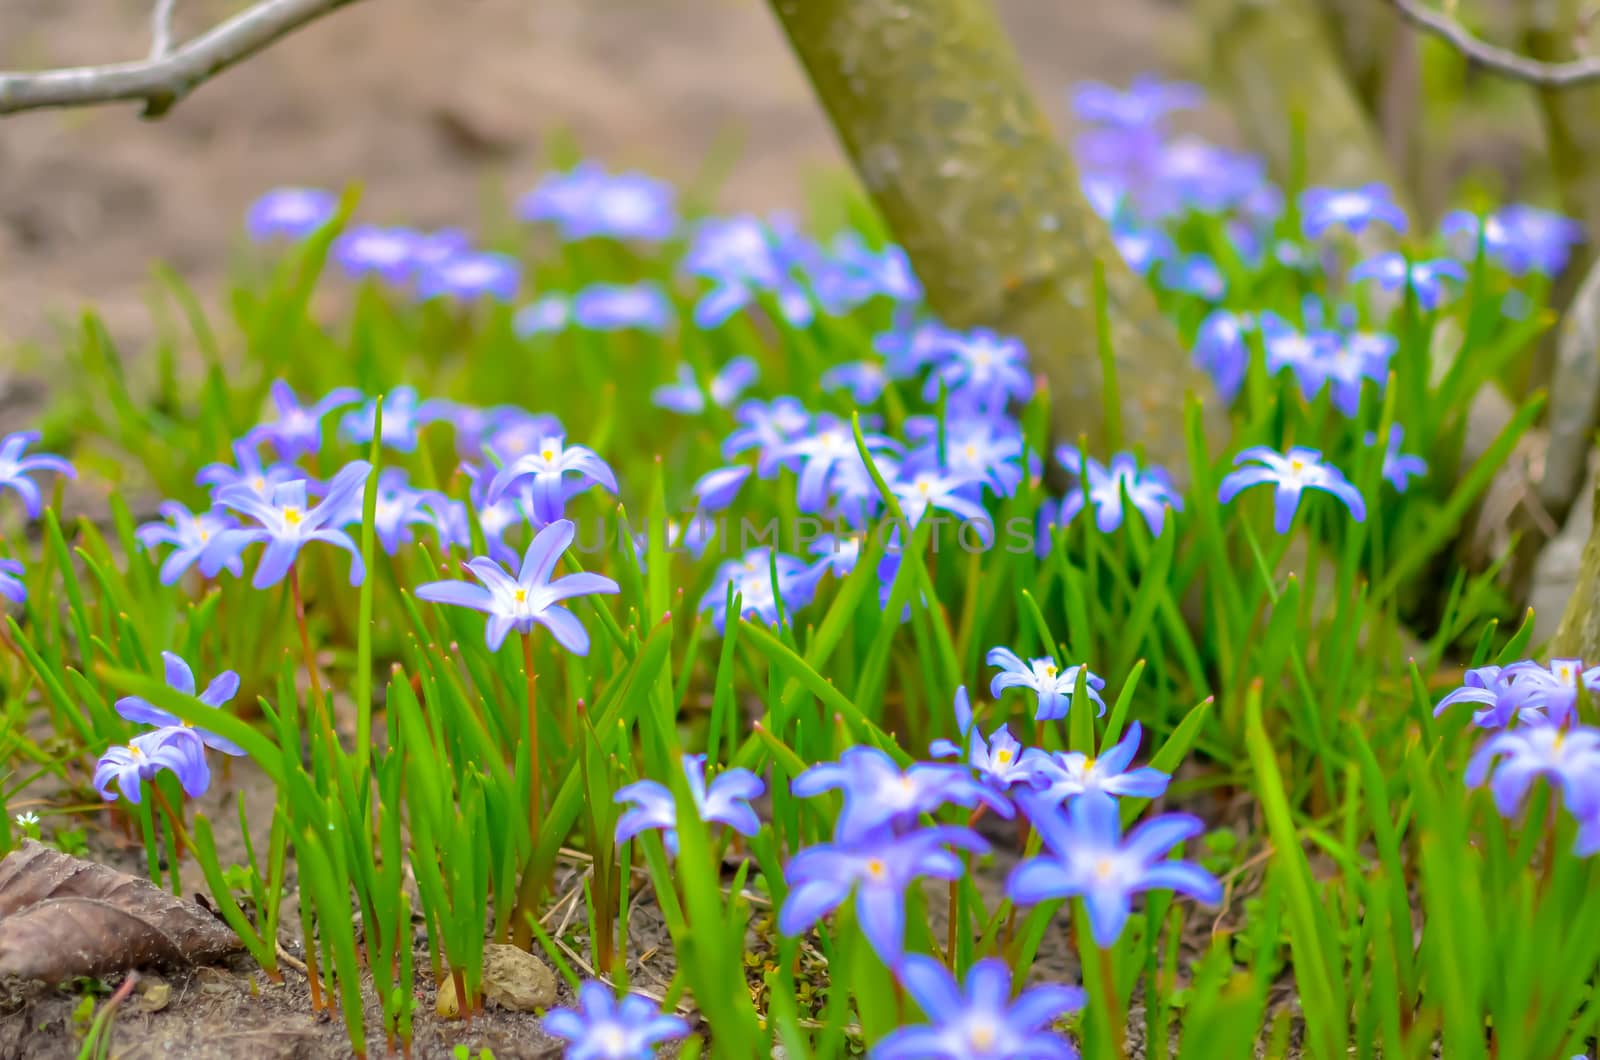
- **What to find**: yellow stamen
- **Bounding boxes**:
[282,507,303,526]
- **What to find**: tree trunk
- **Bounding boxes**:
[765,0,1224,473]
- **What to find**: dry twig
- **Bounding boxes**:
[0,0,366,119]
[1385,0,1600,85]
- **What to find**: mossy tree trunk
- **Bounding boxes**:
[766,0,1224,472]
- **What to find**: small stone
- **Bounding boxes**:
[135,978,171,1013]
[481,944,557,1012]
[194,967,232,996]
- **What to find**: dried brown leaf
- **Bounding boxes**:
[0,840,240,983]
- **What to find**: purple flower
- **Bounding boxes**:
[691,465,751,512]
[1158,253,1226,300]
[1054,449,1182,536]
[821,361,891,404]
[339,386,439,453]
[1495,659,1600,728]
[891,468,994,545]
[485,435,619,524]
[573,283,674,332]
[778,825,989,964]
[0,559,24,605]
[651,358,758,416]
[1350,253,1466,310]
[541,979,689,1060]
[793,746,1012,843]
[514,295,571,337]
[418,252,521,303]
[412,228,471,271]
[613,753,764,855]
[904,416,1027,498]
[987,647,1107,721]
[930,687,1048,794]
[115,651,245,756]
[874,955,1085,1060]
[723,397,810,477]
[1299,184,1407,239]
[698,548,817,631]
[415,518,618,653]
[1022,723,1170,809]
[1193,310,1252,402]
[1073,75,1202,129]
[1319,333,1393,418]
[137,502,242,584]
[0,432,75,519]
[1442,205,1584,275]
[1466,725,1600,824]
[1217,446,1366,533]
[246,381,364,461]
[1008,793,1221,946]
[372,468,445,555]
[478,410,568,465]
[332,225,420,284]
[778,414,898,513]
[1112,225,1175,275]
[1366,425,1428,492]
[202,461,371,588]
[196,443,299,501]
[519,165,678,242]
[245,187,336,242]
[923,329,1033,413]
[93,727,211,803]
[682,213,802,286]
[1256,312,1340,402]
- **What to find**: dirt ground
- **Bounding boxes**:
[0,0,1230,349]
[0,1,1242,1056]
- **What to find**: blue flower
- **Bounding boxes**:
[698,548,817,631]
[1053,449,1182,536]
[1218,446,1366,533]
[0,431,75,519]
[1112,225,1175,275]
[1193,309,1252,401]
[245,187,336,242]
[691,465,751,512]
[1318,333,1394,418]
[1022,723,1170,809]
[332,225,420,284]
[923,329,1033,413]
[930,687,1049,795]
[1256,312,1341,403]
[631,514,718,569]
[1008,793,1220,946]
[793,745,1012,842]
[873,955,1085,1060]
[573,282,674,332]
[614,753,764,855]
[372,468,446,555]
[807,533,864,581]
[904,415,1028,498]
[477,410,568,464]
[1299,184,1407,239]
[1158,253,1225,300]
[485,435,619,525]
[0,559,24,605]
[987,647,1106,721]
[1073,75,1202,129]
[514,295,571,337]
[1366,425,1427,492]
[820,361,891,404]
[203,461,371,588]
[339,386,441,453]
[196,442,299,500]
[115,651,245,756]
[1442,205,1584,275]
[541,979,689,1060]
[1466,725,1600,827]
[1350,253,1466,310]
[246,381,363,461]
[722,397,810,476]
[136,502,242,584]
[1495,659,1600,728]
[519,165,678,242]
[418,251,521,303]
[651,359,758,416]
[682,213,801,286]
[778,414,898,513]
[891,468,994,545]
[778,825,989,964]
[93,727,211,804]
[415,518,617,653]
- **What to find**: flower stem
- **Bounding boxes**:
[1098,944,1126,1059]
[289,564,336,753]
[149,783,192,862]
[522,632,543,848]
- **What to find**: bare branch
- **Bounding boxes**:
[1384,0,1600,85]
[0,0,365,119]
[150,0,178,60]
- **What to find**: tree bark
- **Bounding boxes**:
[765,0,1224,474]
